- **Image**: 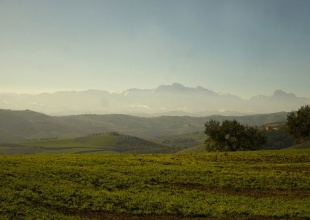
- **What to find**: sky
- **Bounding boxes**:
[1,0,310,99]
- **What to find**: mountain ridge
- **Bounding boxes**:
[0,109,288,144]
[0,83,308,116]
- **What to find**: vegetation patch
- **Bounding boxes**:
[0,150,309,219]
[0,134,167,154]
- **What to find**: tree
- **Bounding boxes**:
[204,119,266,152]
[286,105,310,144]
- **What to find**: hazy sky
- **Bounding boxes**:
[1,0,310,98]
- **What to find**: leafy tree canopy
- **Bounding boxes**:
[204,119,266,152]
[286,105,310,144]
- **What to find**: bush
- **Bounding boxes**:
[286,105,310,144]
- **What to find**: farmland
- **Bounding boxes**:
[0,149,309,219]
[0,134,168,155]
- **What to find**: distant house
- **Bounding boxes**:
[265,126,277,131]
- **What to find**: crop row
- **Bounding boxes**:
[0,150,309,219]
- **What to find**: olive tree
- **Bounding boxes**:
[204,119,266,152]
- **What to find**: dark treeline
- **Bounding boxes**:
[27,137,58,141]
[87,132,120,136]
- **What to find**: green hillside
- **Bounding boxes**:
[261,121,286,128]
[0,134,168,154]
[150,132,206,152]
[0,109,288,144]
[177,144,206,153]
[0,128,26,143]
[0,109,86,143]
[288,140,310,149]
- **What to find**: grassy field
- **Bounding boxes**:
[150,132,206,150]
[177,144,206,153]
[0,134,168,154]
[0,149,309,219]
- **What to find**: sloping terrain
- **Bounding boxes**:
[289,140,310,149]
[150,132,206,152]
[0,134,168,154]
[177,144,206,154]
[0,109,86,143]
[0,128,26,143]
[0,109,288,143]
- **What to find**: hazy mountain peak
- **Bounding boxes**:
[195,86,216,94]
[171,82,185,88]
[154,83,216,94]
[154,83,189,93]
[196,86,205,90]
[273,89,296,98]
[251,90,299,100]
[273,89,286,96]
[0,84,309,116]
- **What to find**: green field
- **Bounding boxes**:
[177,144,207,153]
[0,132,209,155]
[0,134,169,154]
[0,150,309,219]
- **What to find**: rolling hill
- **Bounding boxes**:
[150,132,206,151]
[0,133,168,154]
[177,144,206,154]
[0,109,289,144]
[0,109,86,143]
[288,140,310,149]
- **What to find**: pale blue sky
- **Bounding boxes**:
[1,0,310,98]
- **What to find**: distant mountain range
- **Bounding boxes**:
[0,83,308,116]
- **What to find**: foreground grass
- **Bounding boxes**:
[0,150,309,219]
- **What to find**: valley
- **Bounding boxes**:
[0,108,306,220]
